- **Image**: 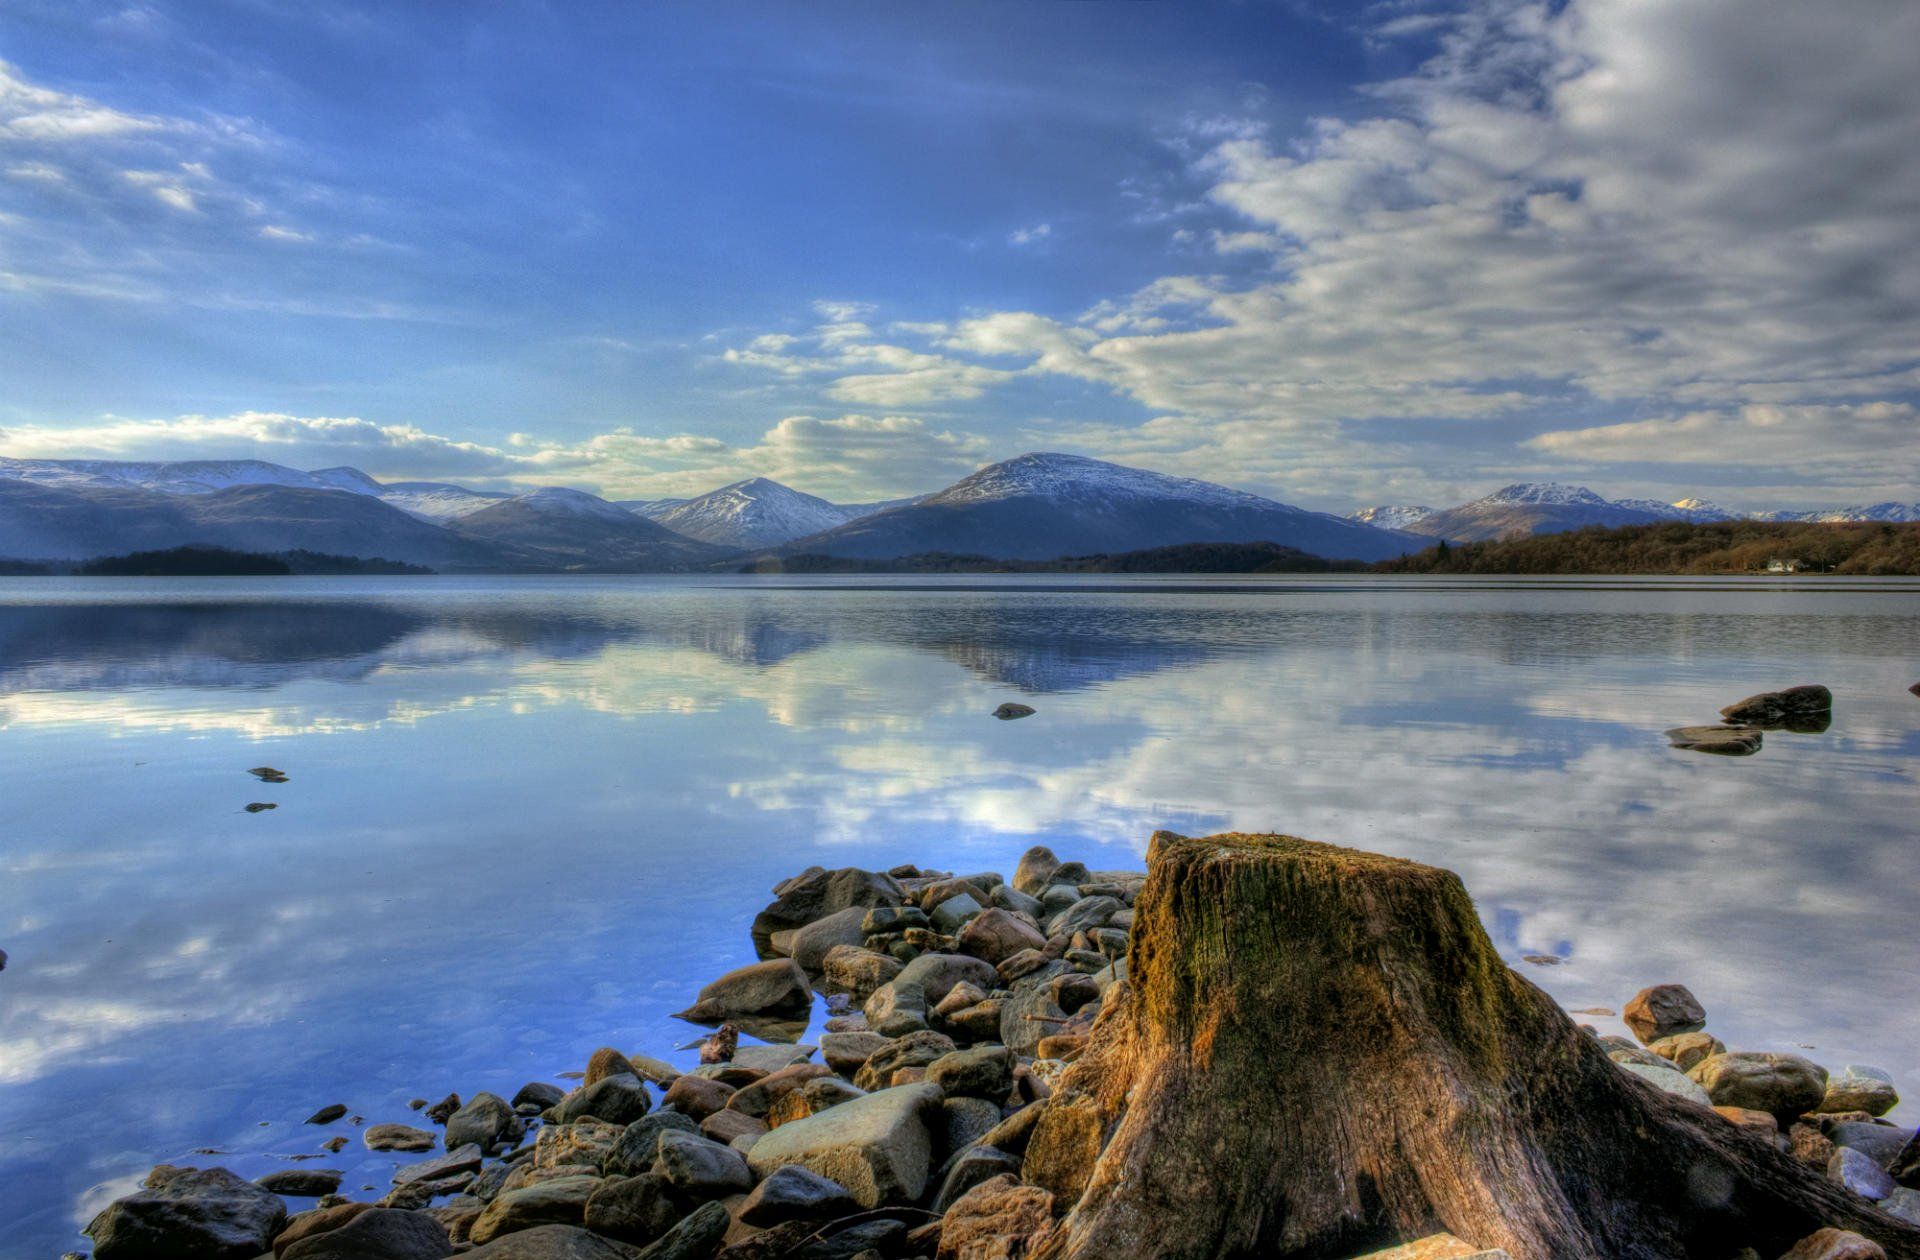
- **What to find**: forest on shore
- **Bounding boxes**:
[1379,521,1920,576]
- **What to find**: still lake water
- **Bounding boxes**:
[1,574,1917,1254]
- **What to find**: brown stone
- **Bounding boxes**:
[1713,1106,1778,1138]
[662,1074,737,1120]
[584,1047,637,1088]
[1621,984,1706,1045]
[937,1173,1056,1260]
[1021,1094,1105,1210]
[1779,1228,1888,1260]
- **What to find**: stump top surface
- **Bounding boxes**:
[1150,830,1443,879]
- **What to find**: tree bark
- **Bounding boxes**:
[1029,832,1920,1260]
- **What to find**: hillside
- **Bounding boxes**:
[1378,520,1920,574]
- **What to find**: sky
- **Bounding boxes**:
[0,0,1916,512]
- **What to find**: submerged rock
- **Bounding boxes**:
[1664,725,1763,755]
[992,703,1035,720]
[306,1103,348,1125]
[1721,684,1832,727]
[675,959,812,1024]
[366,1124,438,1153]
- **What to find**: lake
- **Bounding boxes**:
[2,574,1917,1256]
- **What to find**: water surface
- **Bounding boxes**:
[2,574,1917,1256]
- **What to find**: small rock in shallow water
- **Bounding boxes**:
[1664,725,1762,755]
[321,1136,348,1153]
[245,802,277,813]
[1720,684,1832,726]
[423,1093,461,1124]
[992,703,1035,720]
[306,1103,348,1125]
[1622,983,1706,1044]
[256,1167,343,1197]
[365,1123,437,1152]
[248,766,289,782]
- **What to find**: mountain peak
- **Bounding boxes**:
[932,451,1283,512]
[643,476,857,548]
[1474,482,1611,508]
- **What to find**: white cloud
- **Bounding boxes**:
[1009,222,1052,246]
[1529,404,1920,476]
[258,224,313,243]
[0,59,167,142]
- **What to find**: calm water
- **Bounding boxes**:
[2,574,1918,1255]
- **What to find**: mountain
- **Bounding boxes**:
[769,452,1418,563]
[1754,502,1920,523]
[446,488,732,570]
[0,478,516,568]
[378,481,511,520]
[637,478,864,548]
[1350,505,1437,531]
[0,456,370,497]
[1407,483,1671,542]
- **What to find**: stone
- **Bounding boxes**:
[864,953,997,1037]
[1829,1146,1895,1200]
[927,1045,1015,1100]
[1688,1052,1827,1119]
[258,1168,344,1197]
[737,1165,861,1227]
[1646,1031,1723,1072]
[745,1082,942,1207]
[515,1082,567,1113]
[606,1111,703,1176]
[1892,1128,1920,1187]
[730,1044,816,1074]
[1713,1106,1778,1137]
[676,959,812,1024]
[790,906,873,971]
[1048,896,1123,940]
[862,905,930,934]
[366,1124,438,1153]
[305,1104,348,1125]
[394,1145,485,1188]
[661,1073,735,1120]
[1352,1238,1512,1259]
[425,1094,463,1124]
[956,908,1048,966]
[278,1208,453,1260]
[1819,1065,1900,1117]
[992,703,1035,720]
[715,1220,815,1260]
[582,1173,679,1245]
[976,1103,1046,1156]
[932,1144,1023,1213]
[275,1203,377,1256]
[1021,1093,1104,1208]
[929,892,984,935]
[86,1166,289,1260]
[1883,1187,1920,1225]
[1721,684,1832,724]
[854,1030,957,1092]
[586,1048,639,1088]
[1600,1035,1665,1067]
[320,1137,348,1153]
[1789,1122,1837,1170]
[999,975,1075,1056]
[551,1073,652,1126]
[727,1063,832,1117]
[1618,1061,1712,1106]
[468,1176,601,1245]
[1621,984,1707,1044]
[1828,1121,1912,1167]
[935,1173,1053,1260]
[769,1077,867,1128]
[700,1109,767,1146]
[945,999,1007,1043]
[1664,725,1762,754]
[464,1224,640,1259]
[1778,1228,1887,1259]
[933,981,989,1018]
[654,1130,753,1199]
[633,1199,728,1260]
[624,1054,682,1087]
[1011,847,1061,897]
[753,868,905,957]
[536,1118,626,1173]
[448,1093,525,1153]
[940,1096,1003,1153]
[821,1030,892,1074]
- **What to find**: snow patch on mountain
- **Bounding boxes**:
[928,452,1299,513]
[1349,505,1436,530]
[642,477,859,548]
[1471,483,1614,508]
[379,481,511,520]
[0,457,380,497]
[504,486,638,521]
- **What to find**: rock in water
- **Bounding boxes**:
[305,1103,349,1125]
[256,1167,343,1196]
[1819,1065,1900,1117]
[750,867,905,958]
[993,702,1036,720]
[1622,984,1707,1044]
[86,1166,288,1260]
[1720,684,1833,726]
[674,958,812,1023]
[248,766,289,783]
[1664,725,1763,755]
[445,1092,524,1153]
[277,1207,453,1259]
[365,1124,437,1152]
[245,802,277,813]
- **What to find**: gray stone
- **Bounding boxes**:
[928,892,984,935]
[989,883,1045,920]
[940,1096,1004,1153]
[753,868,905,956]
[675,959,811,1023]
[279,1207,453,1260]
[745,1082,942,1207]
[932,1145,1022,1213]
[1664,725,1762,755]
[992,702,1035,720]
[86,1167,288,1260]
[1819,1066,1900,1117]
[652,1130,752,1199]
[1688,1052,1828,1118]
[737,1164,861,1226]
[394,1144,485,1188]
[1048,896,1122,940]
[1623,984,1708,1044]
[927,1045,1015,1100]
[1619,1062,1711,1106]
[1828,1122,1912,1168]
[861,905,929,934]
[256,1167,343,1197]
[448,1092,525,1153]
[956,908,1047,966]
[1829,1146,1895,1200]
[551,1073,651,1126]
[1883,1187,1920,1225]
[632,1200,728,1260]
[820,946,903,1002]
[606,1111,703,1177]
[863,953,997,1037]
[790,906,872,971]
[1721,685,1832,724]
[1011,847,1061,896]
[468,1176,601,1245]
[582,1173,679,1245]
[821,1030,892,1075]
[853,1030,957,1092]
[464,1224,639,1259]
[730,1043,816,1074]
[366,1124,439,1153]
[514,1082,567,1113]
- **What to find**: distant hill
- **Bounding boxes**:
[1353,483,1919,541]
[768,453,1416,564]
[447,487,732,570]
[1378,520,1920,575]
[637,477,866,548]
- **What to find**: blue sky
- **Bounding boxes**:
[2,0,1917,510]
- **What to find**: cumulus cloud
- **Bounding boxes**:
[1529,403,1920,477]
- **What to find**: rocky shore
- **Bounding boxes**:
[83,841,1920,1260]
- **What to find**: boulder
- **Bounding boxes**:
[1828,1122,1912,1168]
[1688,1052,1828,1119]
[582,1173,679,1245]
[305,1104,348,1125]
[606,1112,703,1176]
[862,905,930,934]
[1048,896,1123,940]
[1012,847,1061,896]
[932,1144,1023,1213]
[551,1073,652,1126]
[1721,684,1832,724]
[992,702,1036,720]
[1646,1031,1723,1073]
[1819,1066,1900,1117]
[468,1176,601,1245]
[463,1224,640,1259]
[1885,1187,1920,1226]
[1713,1106,1778,1138]
[448,1093,525,1153]
[935,1173,1054,1260]
[1622,984,1707,1044]
[956,909,1047,966]
[676,959,812,1024]
[927,1045,1015,1100]
[275,1203,378,1256]
[1779,1228,1888,1259]
[729,1043,816,1074]
[727,1063,832,1117]
[700,1108,767,1146]
[367,1124,439,1153]
[821,1030,892,1075]
[653,1130,753,1199]
[585,1049,639,1088]
[631,1199,728,1260]
[279,1208,452,1260]
[258,1168,344,1197]
[789,906,872,971]
[929,892,984,935]
[1618,1062,1711,1106]
[1829,1146,1896,1201]
[989,883,1045,920]
[999,975,1074,1056]
[425,1094,463,1124]
[660,1074,735,1120]
[863,953,997,1037]
[514,1082,567,1113]
[535,1118,627,1174]
[745,1082,942,1207]
[768,1077,867,1128]
[395,1145,485,1188]
[941,1096,1004,1153]
[854,1031,957,1092]
[753,868,904,956]
[1021,1093,1104,1207]
[87,1166,289,1260]
[736,1165,860,1227]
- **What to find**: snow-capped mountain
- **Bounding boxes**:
[636,478,862,549]
[446,486,729,570]
[0,456,372,497]
[772,452,1418,563]
[1755,502,1920,523]
[1409,483,1667,542]
[1350,505,1437,531]
[378,481,510,520]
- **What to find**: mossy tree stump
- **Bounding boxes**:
[1030,832,1920,1260]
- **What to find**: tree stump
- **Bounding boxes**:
[1029,832,1920,1260]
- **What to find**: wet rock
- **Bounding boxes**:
[87,1166,289,1260]
[278,1207,452,1260]
[635,1200,729,1260]
[551,1073,652,1126]
[515,1082,567,1113]
[927,1045,1014,1101]
[753,868,905,957]
[246,802,278,813]
[1664,725,1762,755]
[367,1124,439,1153]
[661,1074,735,1120]
[258,1168,344,1197]
[469,1176,601,1245]
[305,1104,348,1125]
[1829,1146,1896,1201]
[1818,1065,1900,1117]
[676,959,812,1024]
[936,1173,1053,1260]
[249,766,289,782]
[737,1165,860,1227]
[956,908,1047,966]
[853,1031,957,1092]
[394,1145,485,1189]
[464,1223,641,1258]
[1779,1228,1887,1259]
[992,703,1035,720]
[1721,684,1832,725]
[1688,1051,1827,1119]
[1622,984,1707,1044]
[745,1082,942,1207]
[582,1173,679,1245]
[654,1130,753,1199]
[1646,1031,1724,1072]
[448,1093,525,1154]
[790,907,872,971]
